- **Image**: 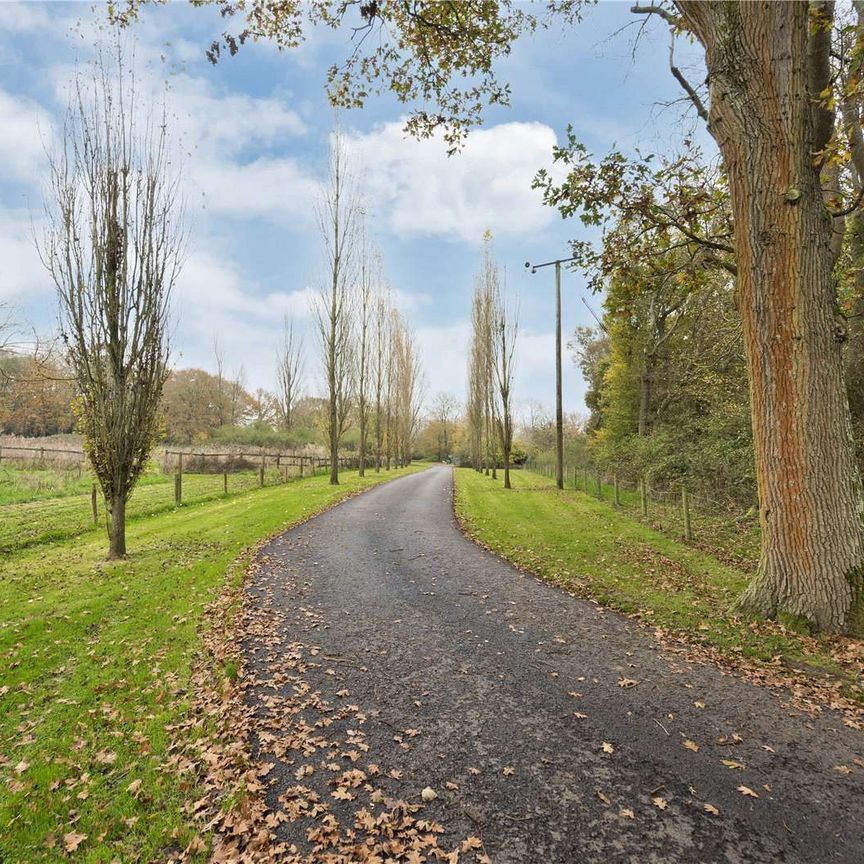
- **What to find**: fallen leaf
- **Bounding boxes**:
[502,766,515,776]
[720,759,745,770]
[833,765,852,775]
[596,790,611,805]
[703,802,720,816]
[421,786,438,801]
[602,742,615,754]
[63,832,87,853]
[652,797,668,810]
[14,760,28,775]
[737,785,759,798]
[126,778,142,797]
[683,740,699,753]
[617,678,639,688]
[619,807,635,819]
[573,712,588,720]
[94,750,117,765]
[462,837,483,852]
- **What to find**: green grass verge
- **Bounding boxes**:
[534,463,761,567]
[0,467,300,553]
[454,468,861,699]
[0,464,423,863]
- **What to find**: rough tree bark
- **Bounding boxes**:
[677,1,864,632]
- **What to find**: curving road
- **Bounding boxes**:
[244,465,864,863]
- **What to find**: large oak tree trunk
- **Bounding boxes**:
[679,1,864,632]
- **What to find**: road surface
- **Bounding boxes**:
[243,465,864,863]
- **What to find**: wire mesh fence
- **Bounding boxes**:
[525,459,760,567]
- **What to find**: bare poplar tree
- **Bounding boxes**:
[384,304,399,470]
[493,278,518,489]
[431,392,460,461]
[314,129,360,485]
[466,291,486,472]
[213,335,226,426]
[392,313,423,467]
[229,364,247,425]
[372,286,391,472]
[467,234,510,482]
[355,239,376,476]
[277,314,304,430]
[39,44,184,559]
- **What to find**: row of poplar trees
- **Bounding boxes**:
[466,235,518,489]
[313,130,423,486]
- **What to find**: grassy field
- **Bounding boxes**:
[454,468,862,703]
[0,464,421,864]
[0,466,308,553]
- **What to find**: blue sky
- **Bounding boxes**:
[0,1,705,418]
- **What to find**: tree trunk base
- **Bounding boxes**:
[735,564,864,636]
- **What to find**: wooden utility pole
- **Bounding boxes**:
[554,260,564,490]
[525,254,577,491]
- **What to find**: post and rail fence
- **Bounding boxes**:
[0,442,371,521]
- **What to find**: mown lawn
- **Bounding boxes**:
[0,467,298,553]
[454,468,862,701]
[0,465,421,863]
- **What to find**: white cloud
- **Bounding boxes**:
[345,121,562,243]
[0,3,51,33]
[0,210,49,303]
[0,88,52,183]
[188,156,319,224]
[415,322,586,416]
[415,321,470,404]
[169,247,318,386]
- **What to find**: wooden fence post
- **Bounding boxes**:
[223,471,228,495]
[613,474,620,507]
[259,465,265,487]
[640,475,647,517]
[177,452,184,504]
[682,484,692,541]
[91,483,98,524]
